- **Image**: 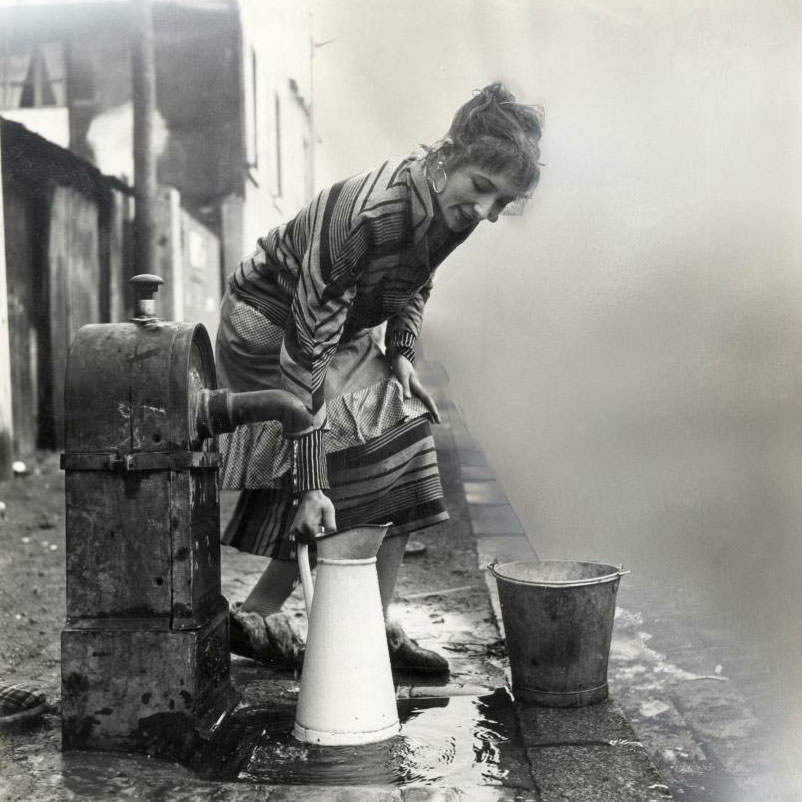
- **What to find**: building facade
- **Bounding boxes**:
[0,0,313,459]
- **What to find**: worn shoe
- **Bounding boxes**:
[229,604,305,670]
[0,684,48,727]
[386,621,449,676]
[404,540,427,557]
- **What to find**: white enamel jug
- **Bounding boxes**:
[294,524,400,745]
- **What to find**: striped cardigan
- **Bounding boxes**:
[228,152,474,492]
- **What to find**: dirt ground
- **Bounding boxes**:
[0,453,66,710]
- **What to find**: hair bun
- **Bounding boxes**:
[440,81,544,196]
[479,82,516,105]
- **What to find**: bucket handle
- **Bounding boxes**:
[487,560,631,587]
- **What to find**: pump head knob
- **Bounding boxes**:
[130,274,164,319]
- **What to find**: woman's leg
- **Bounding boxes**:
[231,557,304,668]
[376,533,409,616]
[378,532,449,675]
[241,558,299,615]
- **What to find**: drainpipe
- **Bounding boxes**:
[0,123,12,479]
[130,0,158,278]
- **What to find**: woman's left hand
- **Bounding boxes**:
[390,354,441,423]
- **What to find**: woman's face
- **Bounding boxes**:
[434,163,521,232]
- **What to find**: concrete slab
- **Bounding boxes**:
[468,504,525,536]
[516,699,644,746]
[265,787,402,801]
[464,479,510,506]
[666,681,771,780]
[449,423,481,452]
[476,534,535,568]
[405,684,496,698]
[607,597,788,799]
[604,689,709,772]
[527,743,672,801]
[402,786,537,801]
[456,446,493,469]
[460,464,497,482]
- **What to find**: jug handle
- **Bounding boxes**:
[297,542,315,616]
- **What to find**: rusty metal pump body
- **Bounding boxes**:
[60,301,234,753]
[59,275,309,755]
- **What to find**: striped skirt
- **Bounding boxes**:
[222,416,447,560]
[216,291,448,560]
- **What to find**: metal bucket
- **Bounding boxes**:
[489,560,628,707]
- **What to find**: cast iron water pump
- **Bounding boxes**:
[60,275,309,754]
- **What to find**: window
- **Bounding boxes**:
[273,92,282,197]
[0,43,66,110]
[303,137,313,202]
[244,46,258,168]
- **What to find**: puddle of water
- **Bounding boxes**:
[195,687,532,789]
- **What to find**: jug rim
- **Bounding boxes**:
[315,523,392,542]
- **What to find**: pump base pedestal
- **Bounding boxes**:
[61,604,238,755]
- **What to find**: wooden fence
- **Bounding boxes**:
[1,118,222,457]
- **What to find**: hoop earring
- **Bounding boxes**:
[431,162,448,194]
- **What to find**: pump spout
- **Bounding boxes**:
[197,388,312,439]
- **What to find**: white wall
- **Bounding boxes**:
[311,0,802,781]
[237,0,312,253]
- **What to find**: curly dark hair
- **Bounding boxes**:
[429,82,544,197]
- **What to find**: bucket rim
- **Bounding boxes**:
[488,559,630,587]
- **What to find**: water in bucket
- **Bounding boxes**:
[489,560,628,707]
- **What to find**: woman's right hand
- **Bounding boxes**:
[290,489,337,544]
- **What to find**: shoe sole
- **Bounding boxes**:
[230,644,303,671]
[389,664,450,677]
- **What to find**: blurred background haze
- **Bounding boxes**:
[312,0,802,786]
